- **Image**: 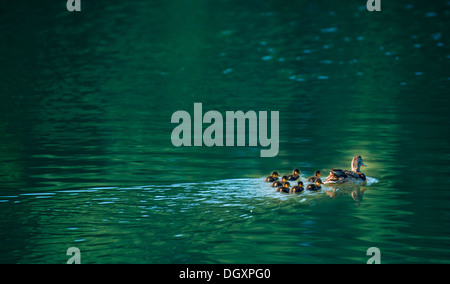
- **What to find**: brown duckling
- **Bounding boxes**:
[264,171,279,182]
[276,182,290,193]
[286,169,301,181]
[306,179,323,191]
[306,170,322,183]
[271,176,288,187]
[289,181,304,194]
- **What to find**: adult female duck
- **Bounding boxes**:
[324,155,367,184]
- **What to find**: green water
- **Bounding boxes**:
[0,0,449,263]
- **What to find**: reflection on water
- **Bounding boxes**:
[0,0,449,263]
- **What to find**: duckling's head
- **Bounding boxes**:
[315,179,323,186]
[281,176,288,182]
[315,170,322,177]
[284,182,291,188]
[297,181,304,187]
[351,156,367,172]
[272,171,279,177]
[293,169,300,175]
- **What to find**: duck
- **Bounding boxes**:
[264,171,279,182]
[306,170,322,183]
[286,169,301,181]
[271,176,288,187]
[306,179,323,191]
[323,155,367,184]
[276,182,290,193]
[290,181,304,193]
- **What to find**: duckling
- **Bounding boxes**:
[264,171,279,182]
[306,170,322,183]
[323,155,367,184]
[271,176,288,187]
[286,169,301,181]
[276,182,290,193]
[289,181,304,193]
[306,179,323,191]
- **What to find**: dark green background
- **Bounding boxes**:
[0,0,449,263]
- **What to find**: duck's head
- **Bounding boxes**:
[284,182,291,188]
[315,179,323,186]
[315,170,322,177]
[281,176,288,182]
[351,156,367,172]
[272,171,279,178]
[297,181,304,187]
[293,169,300,175]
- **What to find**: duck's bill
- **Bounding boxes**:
[362,163,367,167]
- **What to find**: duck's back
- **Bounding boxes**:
[276,186,289,193]
[287,174,299,181]
[306,184,321,191]
[324,169,366,184]
[306,176,321,183]
[265,176,278,182]
[271,181,284,187]
[290,186,304,193]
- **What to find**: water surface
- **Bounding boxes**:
[0,0,449,263]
